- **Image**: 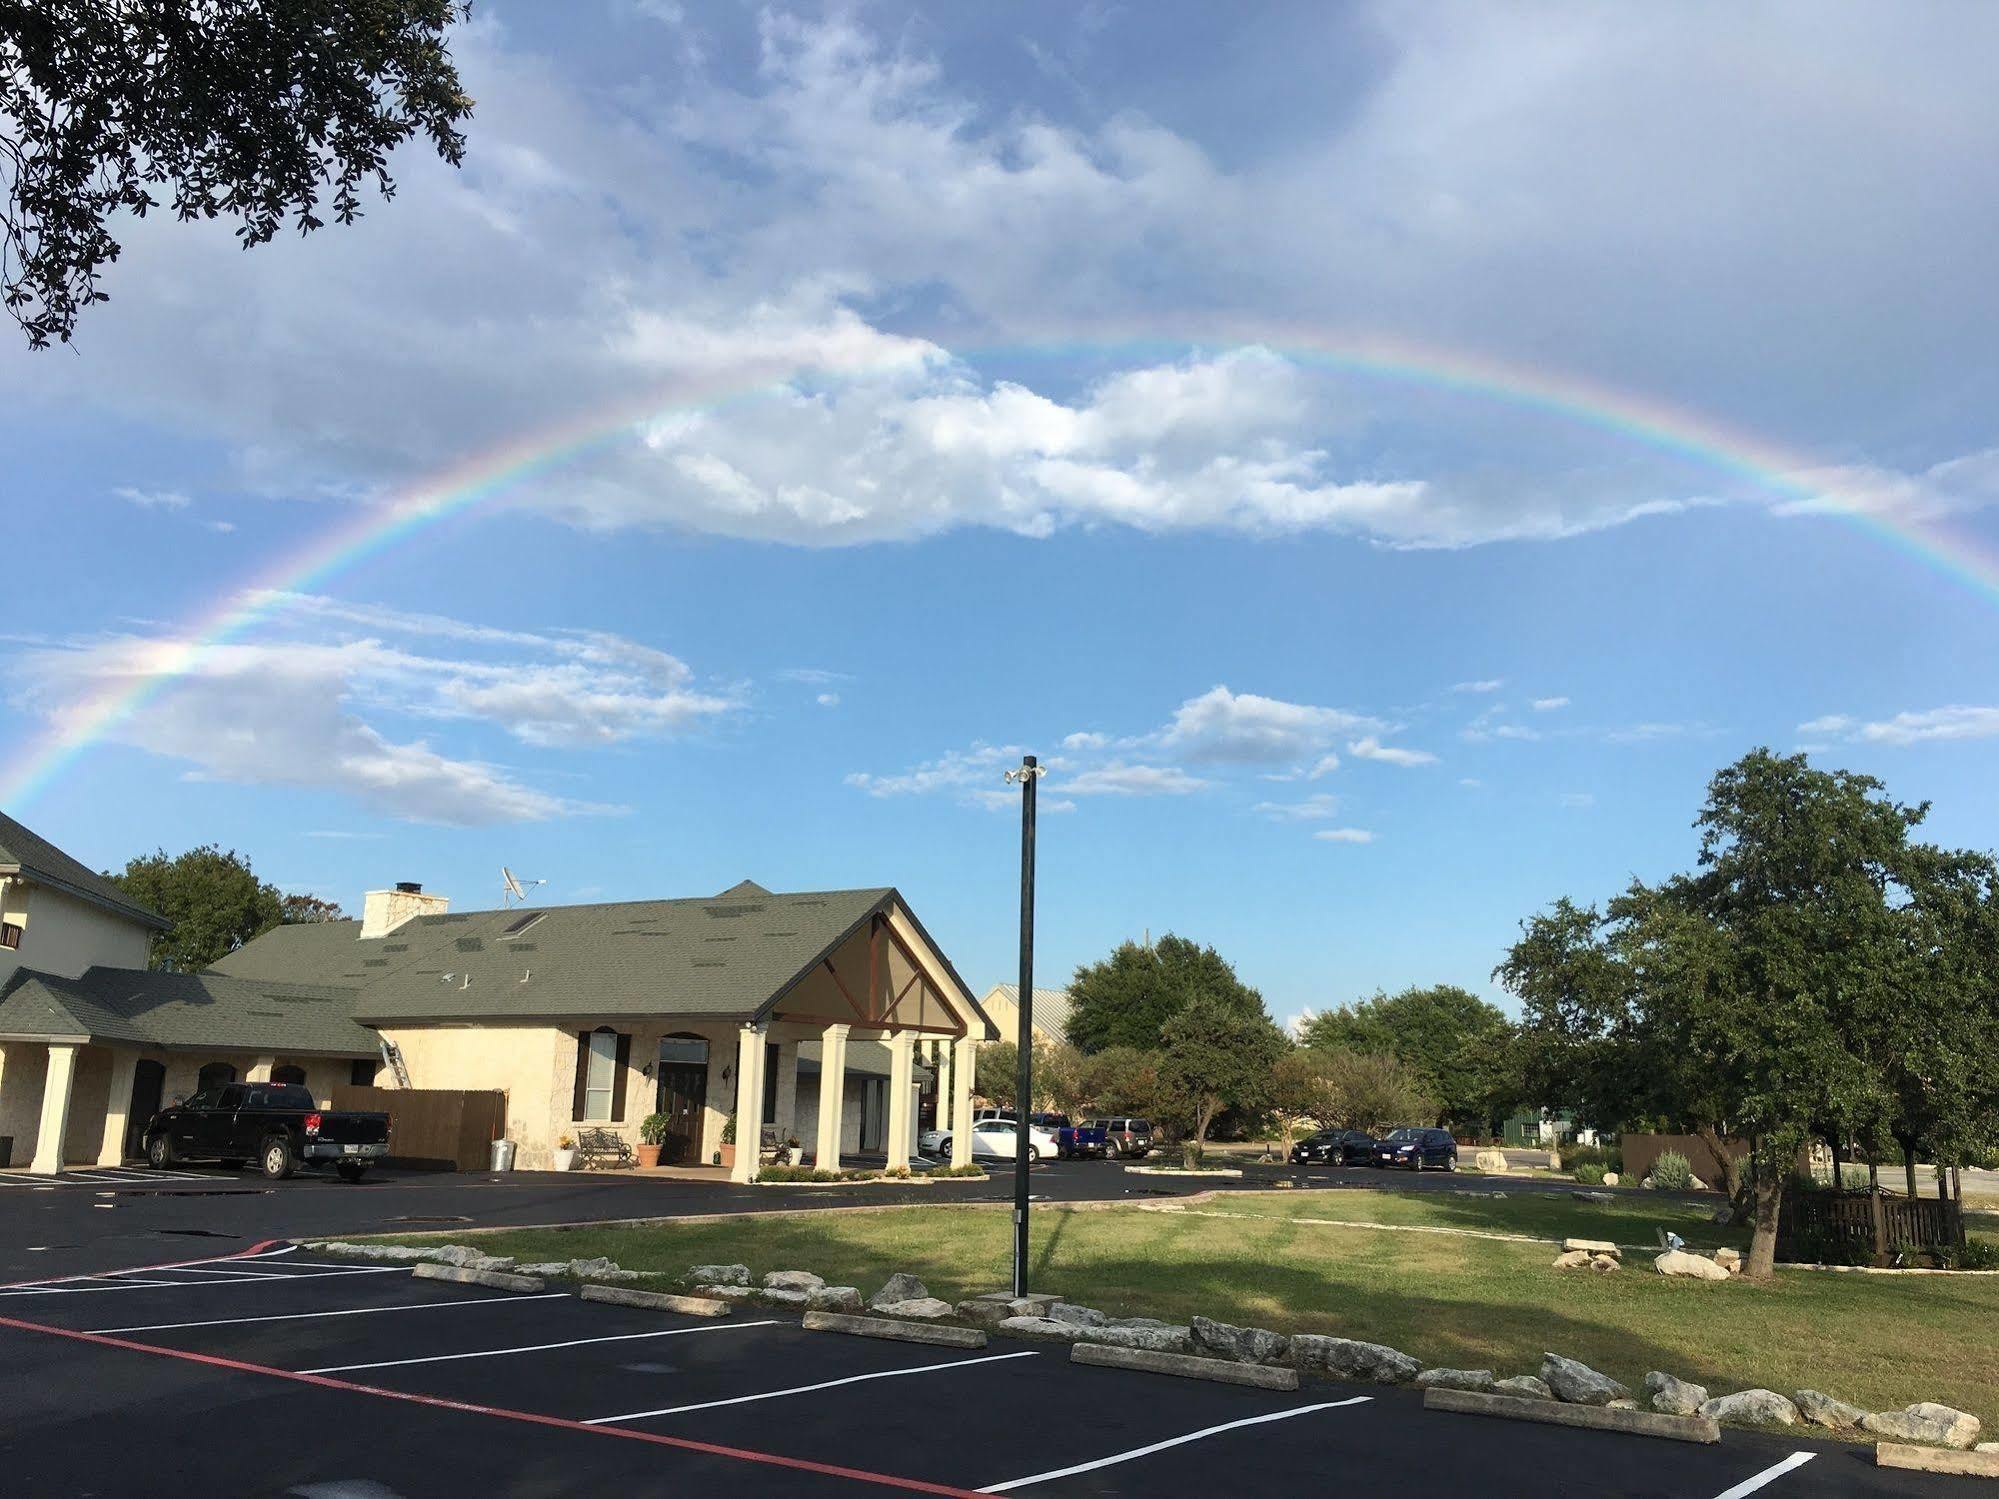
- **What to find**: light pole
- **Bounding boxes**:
[1002,753,1044,1297]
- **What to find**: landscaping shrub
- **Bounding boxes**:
[1573,1163,1608,1185]
[1649,1151,1694,1190]
[1938,1239,1999,1271]
[1562,1142,1623,1174]
[756,1165,883,1183]
[930,1164,986,1177]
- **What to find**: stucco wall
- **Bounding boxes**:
[379,1024,568,1169]
[0,882,152,983]
[0,1042,49,1166]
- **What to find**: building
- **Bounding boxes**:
[976,983,1072,1050]
[0,812,993,1177]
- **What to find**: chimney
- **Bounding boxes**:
[360,881,449,939]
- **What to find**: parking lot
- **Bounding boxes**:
[0,1245,1960,1498]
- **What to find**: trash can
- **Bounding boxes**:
[489,1139,517,1172]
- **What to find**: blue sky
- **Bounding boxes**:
[4,3,1997,1029]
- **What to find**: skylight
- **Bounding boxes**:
[500,911,545,937]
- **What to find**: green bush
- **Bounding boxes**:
[1649,1151,1694,1191]
[638,1112,672,1146]
[1562,1142,1623,1174]
[1573,1163,1608,1185]
[1938,1239,1999,1271]
[755,1165,882,1183]
[929,1164,987,1178]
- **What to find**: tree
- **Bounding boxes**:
[1303,984,1518,1132]
[1157,998,1288,1156]
[109,844,283,971]
[280,892,348,924]
[1065,934,1265,1053]
[972,1038,1071,1114]
[1077,1045,1167,1121]
[2,1,473,348]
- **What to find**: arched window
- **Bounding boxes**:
[196,1061,237,1092]
[270,1065,306,1086]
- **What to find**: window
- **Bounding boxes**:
[762,1041,779,1120]
[572,1027,629,1122]
[657,1036,708,1066]
[0,921,20,949]
[196,1061,237,1092]
[350,1058,379,1087]
[271,1065,306,1086]
[217,1085,247,1110]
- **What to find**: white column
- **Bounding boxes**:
[950,1036,977,1169]
[30,1043,80,1174]
[97,1049,140,1166]
[813,1024,849,1171]
[773,1038,800,1145]
[886,1031,914,1172]
[246,1056,276,1084]
[934,1040,953,1135]
[729,1025,766,1184]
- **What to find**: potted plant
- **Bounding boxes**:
[785,1135,804,1166]
[552,1133,578,1172]
[716,1112,736,1172]
[637,1113,671,1168]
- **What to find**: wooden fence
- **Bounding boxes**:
[1619,1132,1748,1187]
[329,1086,507,1171]
[1777,1189,1965,1266]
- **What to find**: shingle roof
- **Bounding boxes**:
[0,966,375,1055]
[0,810,169,930]
[212,887,904,1024]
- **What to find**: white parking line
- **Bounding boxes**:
[977,1397,1372,1493]
[0,1267,414,1298]
[588,1350,1041,1425]
[301,1318,783,1375]
[92,1291,570,1334]
[165,1265,404,1280]
[1708,1452,1816,1499]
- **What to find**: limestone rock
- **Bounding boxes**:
[517,1262,570,1276]
[1654,1249,1730,1281]
[870,1272,930,1308]
[1643,1371,1709,1416]
[1075,1322,1193,1354]
[1415,1368,1496,1393]
[1975,1442,1999,1454]
[1794,1390,1869,1431]
[1493,1375,1554,1400]
[1190,1315,1290,1366]
[1562,1238,1620,1256]
[1709,1203,1736,1226]
[1712,1248,1742,1273]
[998,1315,1082,1341]
[1552,1249,1593,1270]
[1602,1172,1620,1187]
[877,1296,954,1320]
[955,1298,1013,1327]
[695,1283,756,1301]
[1475,1149,1509,1174]
[808,1285,864,1312]
[570,1256,622,1276]
[760,1287,811,1306]
[1862,1403,1982,1449]
[764,1269,825,1292]
[687,1263,750,1286]
[431,1245,516,1271]
[1571,1190,1614,1204]
[1699,1390,1800,1427]
[1048,1302,1108,1327]
[1607,1398,1639,1410]
[1291,1334,1420,1384]
[1541,1352,1630,1406]
[1590,1255,1620,1273]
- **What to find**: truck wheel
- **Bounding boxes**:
[146,1134,175,1170]
[335,1161,369,1183]
[260,1135,296,1180]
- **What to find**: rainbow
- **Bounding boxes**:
[5,330,1994,811]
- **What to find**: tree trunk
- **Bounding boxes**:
[1899,1135,1919,1198]
[1867,1157,1879,1194]
[1745,1162,1783,1279]
[1696,1123,1744,1202]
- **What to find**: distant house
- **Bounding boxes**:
[978,984,1072,1050]
[0,810,993,1176]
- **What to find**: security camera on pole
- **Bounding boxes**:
[1002,753,1044,1298]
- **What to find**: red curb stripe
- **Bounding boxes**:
[0,1312,988,1497]
[0,1238,289,1291]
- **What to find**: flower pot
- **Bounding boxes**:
[786,1147,804,1166]
[716,1143,736,1171]
[636,1143,664,1168]
[552,1147,577,1172]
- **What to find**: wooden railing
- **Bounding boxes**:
[1778,1188,1964,1265]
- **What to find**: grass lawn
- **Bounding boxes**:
[375,1187,1999,1425]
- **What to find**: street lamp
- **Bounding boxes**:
[1002,753,1045,1297]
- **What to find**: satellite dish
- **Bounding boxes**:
[501,867,546,907]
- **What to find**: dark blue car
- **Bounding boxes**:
[1290,1129,1377,1166]
[1374,1127,1457,1171]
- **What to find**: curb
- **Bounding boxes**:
[1424,1388,1720,1443]
[411,1263,547,1293]
[1877,1445,1999,1478]
[1071,1342,1299,1390]
[579,1284,733,1317]
[802,1311,987,1348]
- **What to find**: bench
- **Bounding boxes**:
[574,1127,635,1169]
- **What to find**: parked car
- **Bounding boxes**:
[1056,1120,1108,1159]
[930,1117,1059,1163]
[1098,1117,1154,1158]
[1290,1129,1378,1166]
[144,1082,390,1181]
[1374,1126,1458,1171]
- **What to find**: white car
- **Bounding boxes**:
[923,1118,1057,1162]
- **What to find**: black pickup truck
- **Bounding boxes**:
[144,1082,391,1181]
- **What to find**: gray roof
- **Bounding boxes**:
[0,966,376,1055]
[0,810,169,930]
[212,885,974,1027]
[984,983,1072,1042]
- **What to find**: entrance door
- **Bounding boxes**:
[655,1065,708,1164]
[124,1059,166,1160]
[859,1077,886,1152]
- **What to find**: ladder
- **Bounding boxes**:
[379,1036,412,1090]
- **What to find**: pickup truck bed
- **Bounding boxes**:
[144,1082,390,1181]
[1056,1123,1108,1159]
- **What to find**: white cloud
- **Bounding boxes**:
[779,667,851,686]
[1459,777,1482,788]
[1307,752,1341,778]
[1062,762,1206,796]
[1531,696,1570,711]
[1162,686,1381,763]
[815,692,840,707]
[1313,828,1377,844]
[1253,793,1341,822]
[1062,731,1110,751]
[845,743,1027,802]
[1452,679,1505,694]
[113,486,190,510]
[1347,735,1438,767]
[1800,705,1999,746]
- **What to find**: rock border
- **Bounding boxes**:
[802,1310,987,1348]
[1122,1166,1246,1178]
[1425,1388,1720,1444]
[579,1284,733,1317]
[1073,1342,1299,1390]
[1877,1444,1999,1478]
[411,1263,546,1294]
